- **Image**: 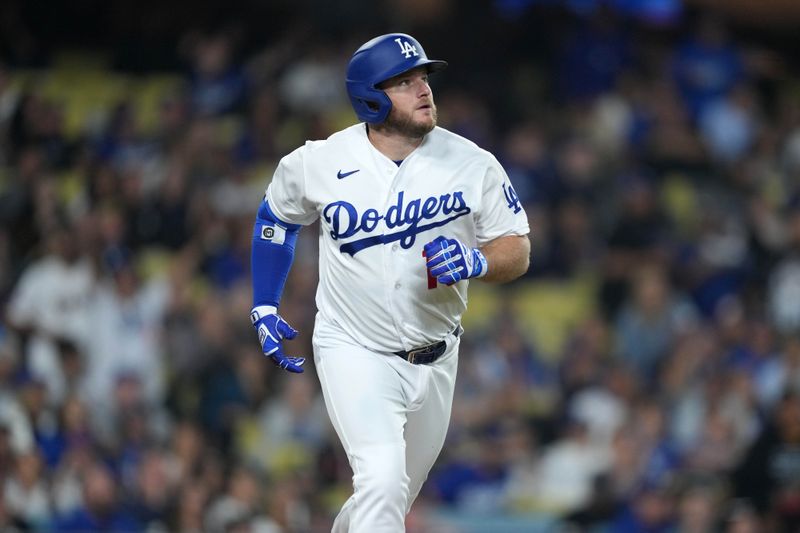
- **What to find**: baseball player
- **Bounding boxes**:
[250,33,530,532]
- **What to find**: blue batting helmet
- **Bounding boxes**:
[346,33,447,124]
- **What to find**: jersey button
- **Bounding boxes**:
[394,282,402,289]
[392,244,398,251]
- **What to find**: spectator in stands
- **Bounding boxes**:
[601,173,671,318]
[185,31,248,117]
[610,478,676,532]
[614,263,696,380]
[672,15,745,121]
[527,417,610,514]
[699,82,760,164]
[204,465,283,533]
[673,477,725,533]
[127,448,176,531]
[734,391,800,530]
[5,221,94,406]
[3,449,51,530]
[555,6,632,104]
[54,460,141,532]
[169,481,209,533]
[81,250,171,410]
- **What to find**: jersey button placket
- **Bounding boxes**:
[382,181,405,347]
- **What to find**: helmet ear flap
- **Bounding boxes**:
[346,82,392,124]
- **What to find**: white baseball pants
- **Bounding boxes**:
[313,318,459,533]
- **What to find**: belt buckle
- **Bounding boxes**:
[406,344,436,365]
[407,345,433,364]
[406,348,423,364]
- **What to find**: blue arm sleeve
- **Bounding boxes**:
[251,199,301,308]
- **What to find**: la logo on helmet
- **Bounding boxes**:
[394,38,419,59]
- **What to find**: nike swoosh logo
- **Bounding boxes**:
[337,169,360,179]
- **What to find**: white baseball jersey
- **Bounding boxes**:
[266,123,529,353]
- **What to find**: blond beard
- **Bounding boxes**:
[374,104,437,139]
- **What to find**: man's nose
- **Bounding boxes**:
[416,79,431,96]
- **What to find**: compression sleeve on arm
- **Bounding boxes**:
[251,199,301,308]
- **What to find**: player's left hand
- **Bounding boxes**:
[250,306,305,373]
[424,235,488,286]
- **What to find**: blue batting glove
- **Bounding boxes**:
[250,306,305,373]
[424,236,488,286]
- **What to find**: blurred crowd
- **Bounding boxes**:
[2,1,800,532]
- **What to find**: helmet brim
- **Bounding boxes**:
[374,59,448,88]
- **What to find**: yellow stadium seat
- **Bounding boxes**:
[511,275,598,362]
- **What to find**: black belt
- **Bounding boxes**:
[394,326,462,365]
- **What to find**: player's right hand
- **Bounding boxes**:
[250,306,305,373]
